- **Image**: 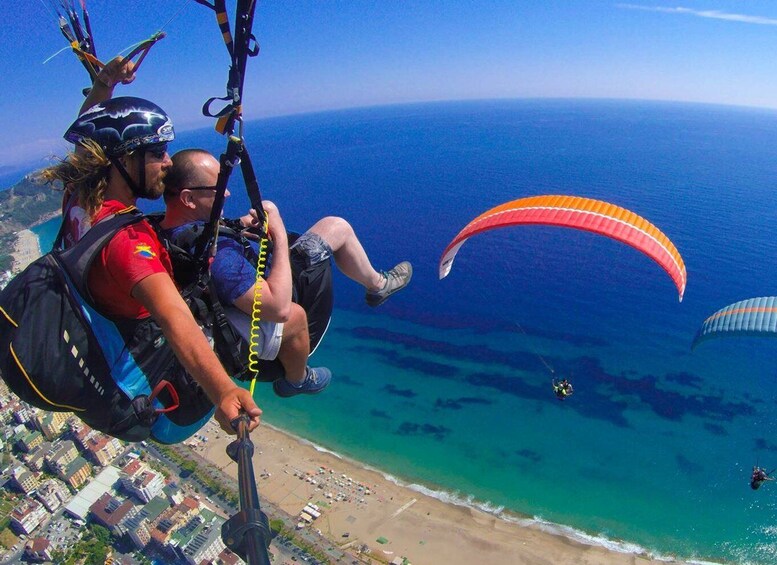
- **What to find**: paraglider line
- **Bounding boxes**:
[515,321,555,376]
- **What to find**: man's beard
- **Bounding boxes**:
[134,172,166,200]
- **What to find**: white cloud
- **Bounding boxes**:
[617,4,777,26]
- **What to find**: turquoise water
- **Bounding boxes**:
[29,100,777,563]
[30,216,61,252]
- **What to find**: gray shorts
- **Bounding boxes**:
[290,231,333,267]
[224,306,284,361]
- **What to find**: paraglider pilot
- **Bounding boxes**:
[552,379,574,401]
[751,466,774,490]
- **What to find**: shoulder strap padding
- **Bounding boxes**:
[58,209,145,304]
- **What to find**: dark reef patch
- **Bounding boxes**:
[395,421,452,441]
[676,453,704,475]
[665,371,703,390]
[383,384,417,398]
[515,449,542,463]
[343,327,755,429]
[339,311,608,347]
[349,327,551,373]
[334,374,364,387]
[434,397,493,410]
[754,438,777,452]
[703,423,727,436]
[350,345,457,377]
[575,356,754,424]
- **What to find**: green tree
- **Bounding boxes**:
[91,523,111,546]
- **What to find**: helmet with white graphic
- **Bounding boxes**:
[64,96,175,156]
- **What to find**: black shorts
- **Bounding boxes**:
[289,231,334,354]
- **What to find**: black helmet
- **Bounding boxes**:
[64,96,174,156]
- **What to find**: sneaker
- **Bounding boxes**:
[273,366,332,398]
[365,261,413,307]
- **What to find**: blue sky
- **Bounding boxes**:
[4,1,777,170]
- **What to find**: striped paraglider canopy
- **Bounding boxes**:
[692,296,777,349]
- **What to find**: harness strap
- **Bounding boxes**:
[58,207,145,303]
[149,380,180,414]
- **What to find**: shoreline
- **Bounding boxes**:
[197,419,713,565]
[10,211,58,273]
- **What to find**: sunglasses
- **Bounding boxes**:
[146,144,169,159]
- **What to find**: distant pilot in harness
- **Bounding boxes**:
[751,466,774,490]
[552,378,574,400]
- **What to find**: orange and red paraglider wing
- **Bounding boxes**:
[438,195,687,301]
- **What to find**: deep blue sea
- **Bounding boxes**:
[32,99,777,564]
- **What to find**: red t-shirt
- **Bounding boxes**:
[87,200,173,319]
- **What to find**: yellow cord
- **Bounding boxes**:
[246,213,270,397]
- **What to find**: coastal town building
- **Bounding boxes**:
[13,404,34,425]
[23,538,53,562]
[69,420,95,449]
[125,495,170,550]
[7,423,26,440]
[9,498,47,535]
[10,464,40,494]
[89,492,137,536]
[82,432,122,467]
[16,429,43,453]
[23,441,53,472]
[34,411,68,440]
[178,515,228,565]
[62,456,92,490]
[212,548,242,565]
[45,439,79,475]
[63,465,121,521]
[35,479,70,512]
[163,482,185,506]
[120,460,165,503]
[149,496,200,546]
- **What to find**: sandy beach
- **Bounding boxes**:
[11,228,41,272]
[198,419,696,565]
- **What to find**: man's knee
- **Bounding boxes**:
[285,303,309,336]
[311,216,353,244]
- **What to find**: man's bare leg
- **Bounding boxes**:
[276,302,309,384]
[307,216,384,291]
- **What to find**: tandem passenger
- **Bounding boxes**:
[159,149,413,397]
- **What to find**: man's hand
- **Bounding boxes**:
[240,201,287,245]
[79,56,137,117]
[262,200,288,244]
[95,56,136,88]
[239,208,262,230]
[214,386,262,434]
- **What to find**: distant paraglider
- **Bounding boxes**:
[692,297,777,349]
[438,195,687,301]
[751,466,774,490]
[552,379,574,400]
